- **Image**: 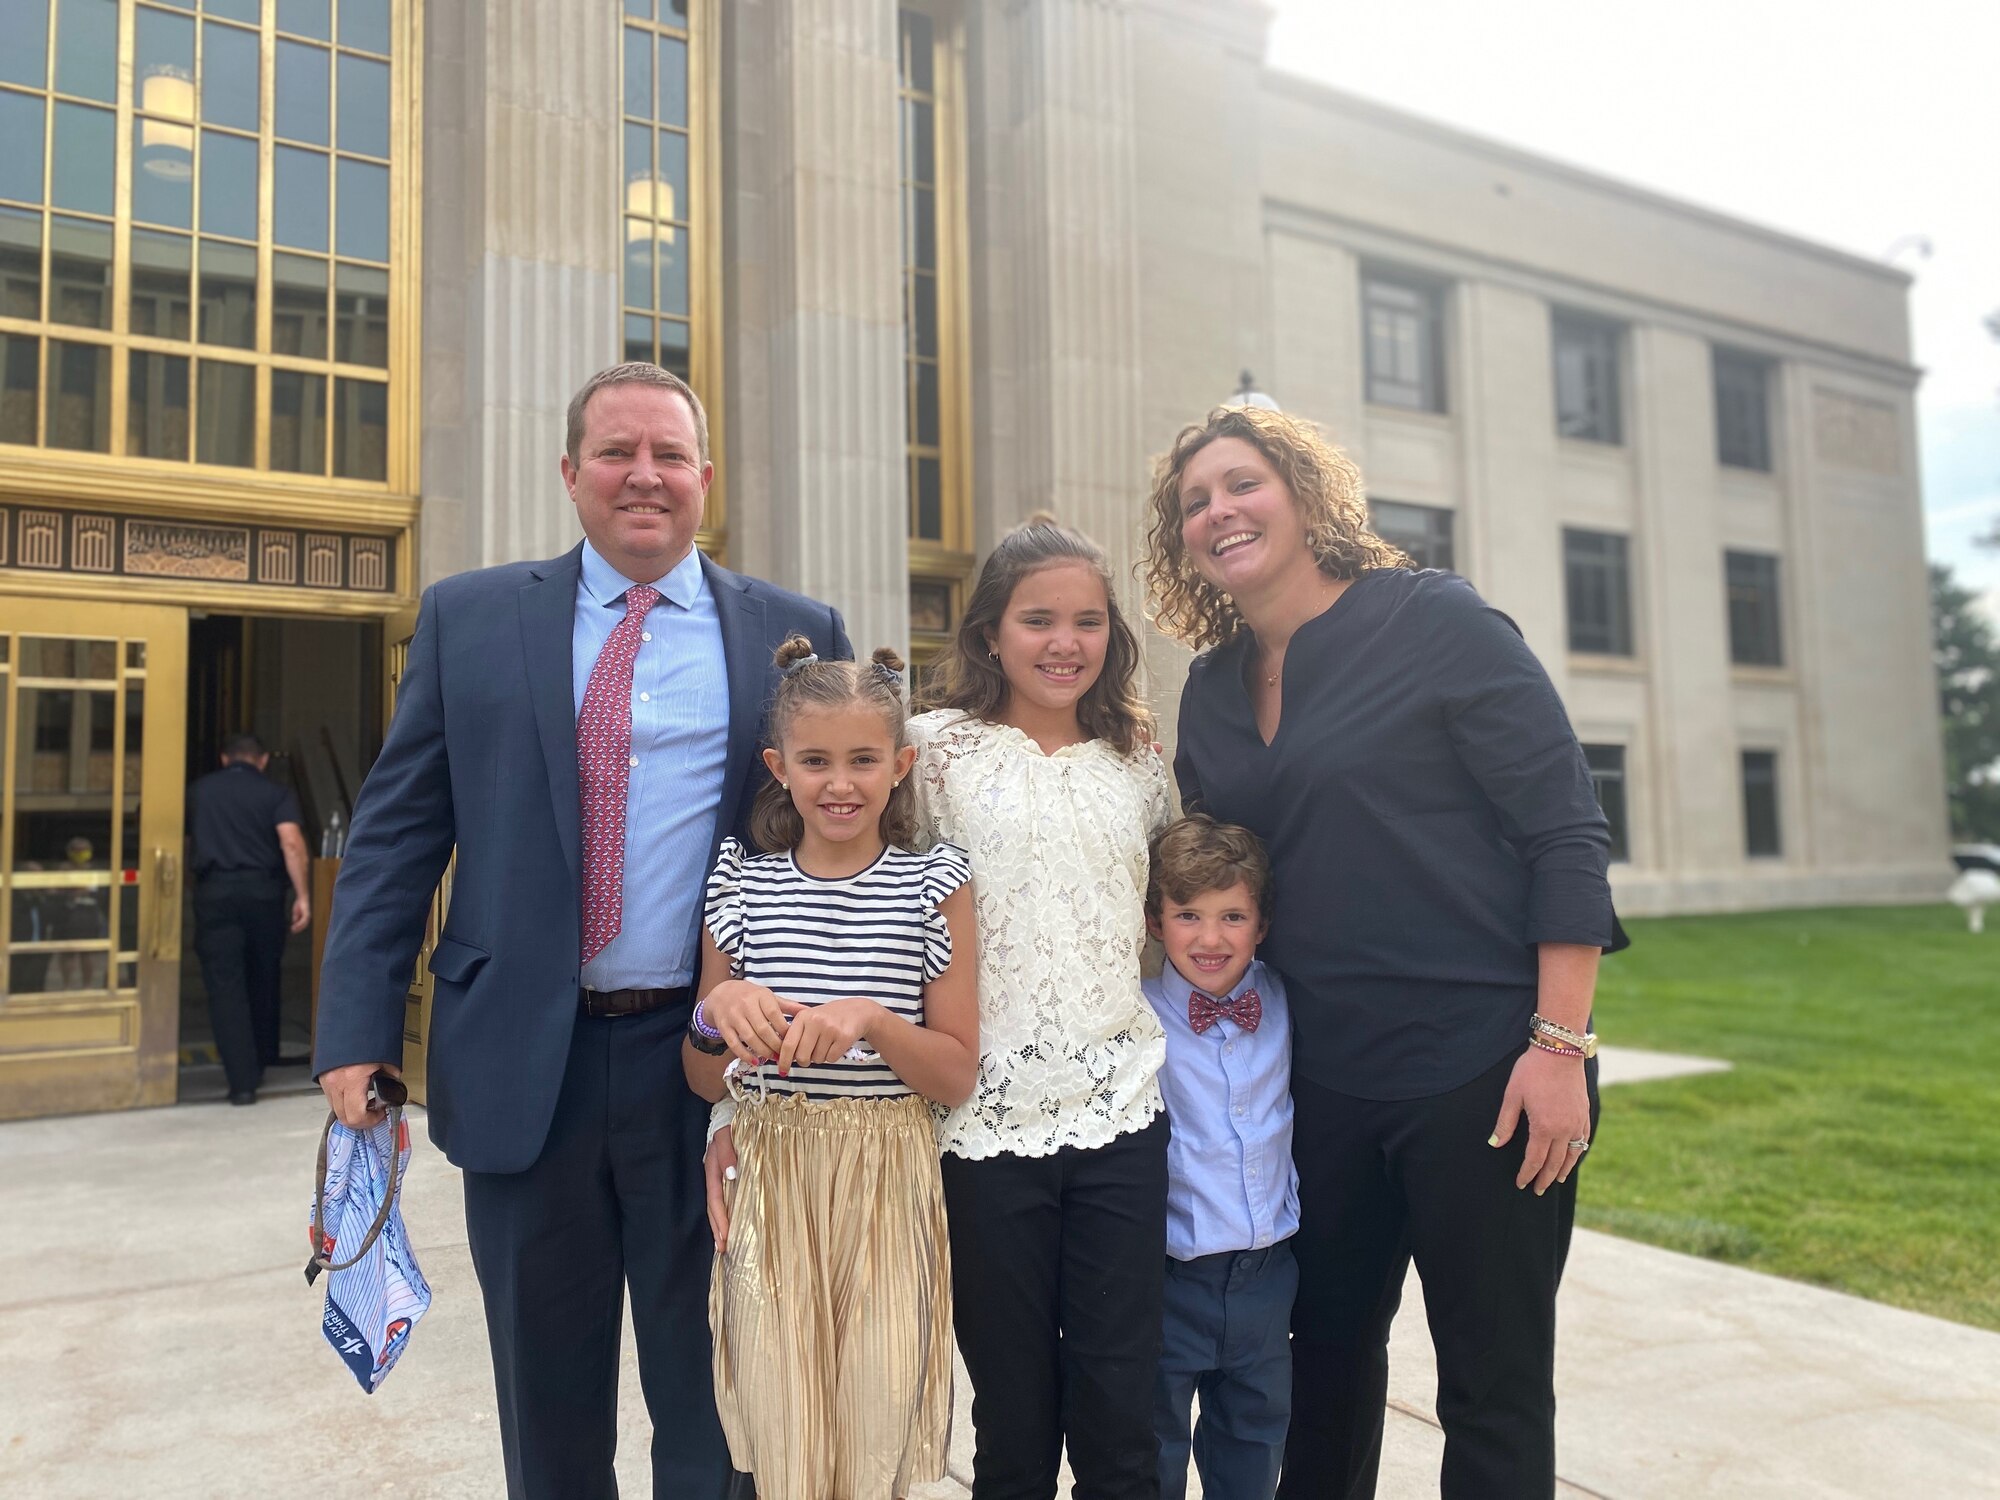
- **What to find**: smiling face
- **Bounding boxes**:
[762,703,917,860]
[1175,434,1319,611]
[1148,880,1267,998]
[984,560,1110,734]
[560,381,713,583]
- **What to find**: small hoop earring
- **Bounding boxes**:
[987,650,1000,661]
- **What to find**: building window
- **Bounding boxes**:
[1552,310,1623,444]
[1714,347,1773,471]
[1725,551,1784,667]
[1369,499,1454,572]
[0,0,411,484]
[1741,749,1781,857]
[1582,743,1629,862]
[1363,271,1446,413]
[1564,528,1634,656]
[899,5,971,660]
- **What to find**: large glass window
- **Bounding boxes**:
[1369,499,1454,572]
[1725,550,1784,667]
[1363,270,1447,413]
[621,0,696,381]
[1582,743,1629,862]
[1564,528,1634,656]
[0,0,405,483]
[1741,749,1781,858]
[1552,310,1623,444]
[899,4,971,660]
[1714,347,1773,471]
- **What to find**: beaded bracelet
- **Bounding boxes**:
[1529,1013,1598,1057]
[687,1001,730,1056]
[1529,1033,1587,1058]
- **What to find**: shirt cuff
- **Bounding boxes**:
[1524,868,1620,950]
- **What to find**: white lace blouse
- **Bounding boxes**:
[908,709,1173,1159]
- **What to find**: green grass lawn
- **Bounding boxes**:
[1584,904,2000,1331]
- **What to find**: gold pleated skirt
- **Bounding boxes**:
[710,1090,953,1500]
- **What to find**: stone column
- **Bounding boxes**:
[420,0,624,583]
[725,0,908,656]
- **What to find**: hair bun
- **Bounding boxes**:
[772,634,818,672]
[870,645,907,675]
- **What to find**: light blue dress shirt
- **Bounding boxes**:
[574,541,729,991]
[1143,957,1300,1262]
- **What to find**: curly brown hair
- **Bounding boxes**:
[916,512,1154,755]
[1141,406,1410,651]
[1145,814,1272,920]
[749,636,918,853]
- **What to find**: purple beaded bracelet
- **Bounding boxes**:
[691,1000,723,1040]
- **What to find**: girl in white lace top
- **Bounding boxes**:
[911,514,1173,1500]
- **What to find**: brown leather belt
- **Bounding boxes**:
[577,985,692,1019]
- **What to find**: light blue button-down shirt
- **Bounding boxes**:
[574,540,729,991]
[1143,957,1300,1262]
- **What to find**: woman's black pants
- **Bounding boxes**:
[1280,1048,1598,1500]
[942,1116,1170,1500]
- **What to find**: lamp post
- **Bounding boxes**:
[1225,370,1278,411]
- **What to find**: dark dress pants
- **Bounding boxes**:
[941,1115,1170,1500]
[1280,1046,1598,1500]
[461,1005,740,1500]
[192,873,289,1095]
[1155,1241,1296,1500]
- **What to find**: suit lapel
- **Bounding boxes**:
[706,555,768,850]
[521,544,585,894]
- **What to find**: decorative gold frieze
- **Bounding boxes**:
[259,531,298,586]
[20,511,62,569]
[124,521,253,581]
[350,537,389,592]
[305,535,343,588]
[0,505,395,595]
[72,516,117,573]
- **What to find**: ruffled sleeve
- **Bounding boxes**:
[703,837,749,963]
[917,840,972,982]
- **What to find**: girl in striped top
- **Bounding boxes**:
[683,636,978,1500]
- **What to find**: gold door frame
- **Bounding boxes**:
[0,597,186,1120]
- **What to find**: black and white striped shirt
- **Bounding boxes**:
[704,836,972,1100]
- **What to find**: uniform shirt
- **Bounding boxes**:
[188,762,302,880]
[1175,568,1619,1102]
[1143,958,1298,1261]
[574,540,728,990]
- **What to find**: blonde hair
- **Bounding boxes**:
[917,511,1154,755]
[1146,814,1272,920]
[1142,406,1409,651]
[749,636,917,853]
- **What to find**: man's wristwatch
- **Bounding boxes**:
[687,1001,730,1056]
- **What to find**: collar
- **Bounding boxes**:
[1166,957,1262,1007]
[579,539,704,612]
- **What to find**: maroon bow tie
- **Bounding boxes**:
[1188,988,1261,1035]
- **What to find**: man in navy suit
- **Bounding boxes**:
[313,363,850,1499]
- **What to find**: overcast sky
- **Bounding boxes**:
[1266,0,2000,614]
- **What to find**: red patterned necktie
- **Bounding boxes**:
[578,584,660,963]
[1188,988,1261,1034]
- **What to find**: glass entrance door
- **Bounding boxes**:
[0,600,187,1120]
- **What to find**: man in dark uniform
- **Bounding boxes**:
[188,732,312,1105]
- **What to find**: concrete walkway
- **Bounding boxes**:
[3,1090,1996,1499]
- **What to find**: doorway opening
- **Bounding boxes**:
[176,612,383,1104]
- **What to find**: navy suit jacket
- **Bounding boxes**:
[312,545,851,1174]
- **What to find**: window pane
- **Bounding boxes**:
[48,338,109,451]
[657,35,686,125]
[624,120,653,216]
[908,271,936,360]
[132,116,195,228]
[198,238,256,348]
[135,7,197,117]
[902,98,935,185]
[908,185,935,270]
[200,21,260,130]
[275,146,329,250]
[205,0,260,21]
[0,1,51,89]
[0,207,42,319]
[196,357,254,465]
[912,360,939,447]
[624,0,651,18]
[51,102,115,216]
[656,129,687,221]
[624,26,652,118]
[269,367,325,472]
[334,261,387,365]
[0,92,46,205]
[276,41,331,144]
[0,333,38,444]
[657,226,686,317]
[55,0,118,102]
[339,0,391,55]
[199,128,257,239]
[899,10,934,92]
[1370,499,1454,572]
[127,349,190,459]
[335,157,389,261]
[272,251,328,356]
[624,221,653,310]
[1725,551,1784,667]
[1582,744,1628,863]
[49,215,112,329]
[129,228,192,338]
[1364,277,1443,412]
[277,0,330,42]
[1741,751,1780,857]
[337,53,390,158]
[1564,529,1632,656]
[914,456,941,541]
[623,312,653,366]
[1715,349,1772,472]
[333,375,386,480]
[658,315,688,372]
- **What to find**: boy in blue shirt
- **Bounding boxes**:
[1144,814,1299,1500]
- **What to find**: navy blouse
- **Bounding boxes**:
[1175,569,1620,1101]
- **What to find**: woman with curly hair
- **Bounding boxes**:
[1142,406,1622,1500]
